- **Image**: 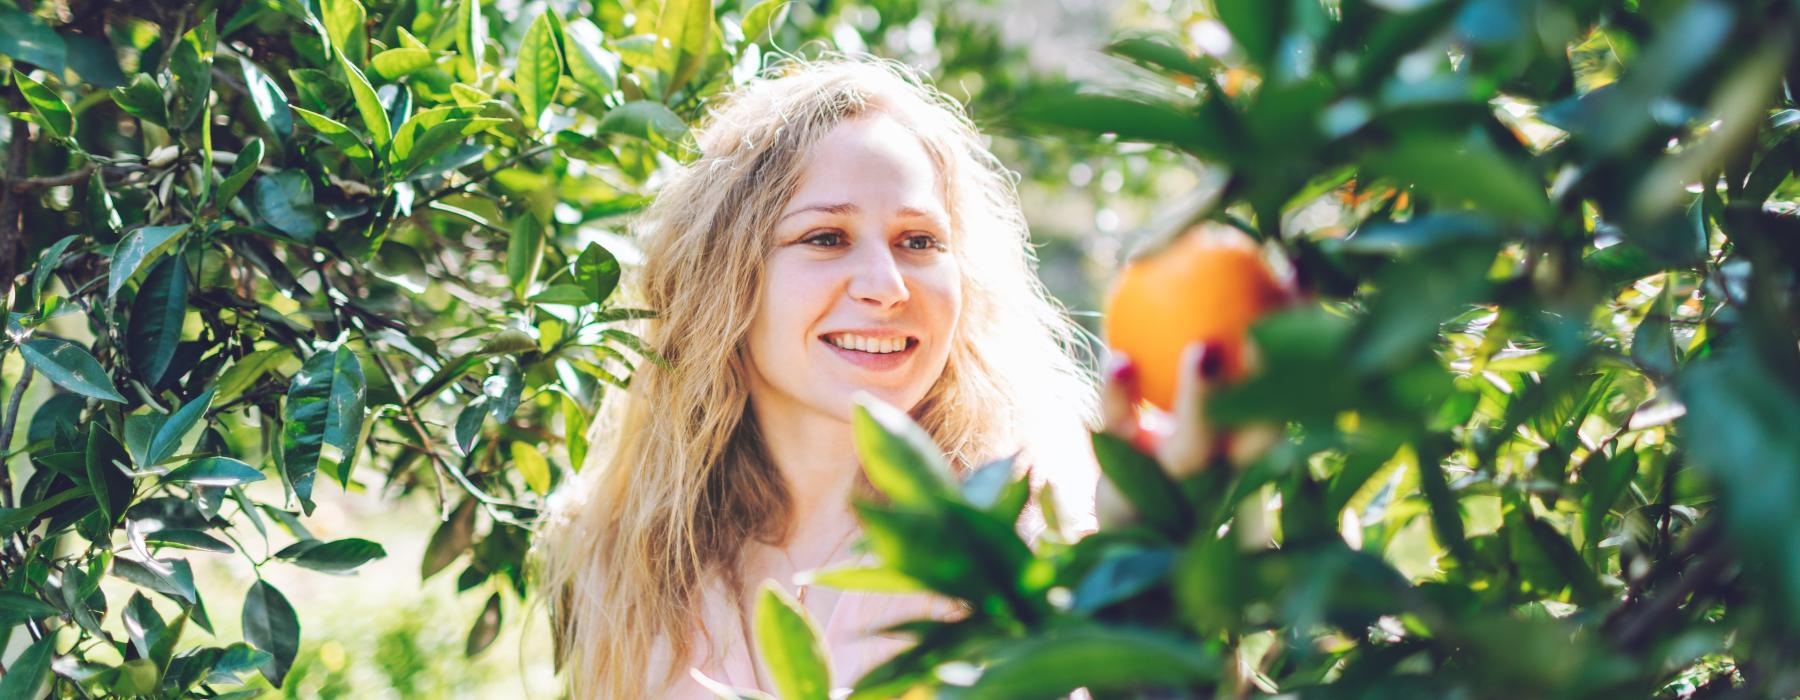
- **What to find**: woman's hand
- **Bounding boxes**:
[1093,340,1281,527]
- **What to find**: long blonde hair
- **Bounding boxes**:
[532,55,1098,698]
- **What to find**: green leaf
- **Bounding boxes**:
[422,497,477,579]
[654,0,713,96]
[466,593,502,656]
[0,591,60,624]
[0,4,66,74]
[291,105,375,173]
[573,242,621,305]
[511,441,552,495]
[168,14,216,130]
[143,528,235,553]
[506,217,546,298]
[64,33,126,87]
[274,537,387,573]
[242,580,300,687]
[516,10,564,132]
[86,424,134,527]
[240,56,292,138]
[962,628,1217,700]
[254,171,326,241]
[127,255,190,387]
[804,565,924,594]
[322,0,367,67]
[20,338,126,403]
[850,396,957,510]
[598,100,690,150]
[12,69,72,140]
[1090,433,1193,536]
[219,138,265,205]
[560,393,590,471]
[1364,137,1551,225]
[32,233,78,306]
[109,224,187,300]
[564,19,619,96]
[161,457,266,487]
[0,487,90,537]
[148,388,215,466]
[109,73,168,126]
[0,633,57,700]
[1015,90,1219,156]
[124,592,167,661]
[215,348,294,404]
[456,0,487,81]
[454,401,487,455]
[1104,34,1214,79]
[755,584,831,700]
[741,0,791,45]
[1214,0,1277,65]
[282,347,367,514]
[338,52,390,151]
[372,47,436,80]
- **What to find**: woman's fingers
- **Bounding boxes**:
[1099,355,1142,444]
[1157,341,1219,479]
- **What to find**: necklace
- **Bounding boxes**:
[783,518,861,604]
[734,518,861,691]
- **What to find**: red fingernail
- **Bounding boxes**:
[1197,341,1226,380]
[1110,358,1140,400]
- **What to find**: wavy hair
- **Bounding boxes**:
[532,55,1098,698]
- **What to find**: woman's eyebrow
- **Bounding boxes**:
[777,202,947,226]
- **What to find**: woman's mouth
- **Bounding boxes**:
[819,332,919,370]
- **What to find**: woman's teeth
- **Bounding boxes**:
[826,333,909,354]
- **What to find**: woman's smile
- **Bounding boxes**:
[819,331,921,371]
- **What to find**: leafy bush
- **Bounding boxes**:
[0,0,787,694]
[740,1,1800,699]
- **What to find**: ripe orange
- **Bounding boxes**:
[1103,225,1290,411]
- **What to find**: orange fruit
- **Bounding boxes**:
[1103,225,1290,411]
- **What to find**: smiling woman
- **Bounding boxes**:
[531,56,1100,699]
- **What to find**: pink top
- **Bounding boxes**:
[649,549,963,698]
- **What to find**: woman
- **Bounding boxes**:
[533,56,1103,698]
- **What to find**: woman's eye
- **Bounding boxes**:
[802,231,845,247]
[902,234,943,251]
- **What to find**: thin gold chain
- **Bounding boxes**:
[739,517,861,691]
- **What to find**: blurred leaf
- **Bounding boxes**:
[161,457,266,487]
[109,224,187,300]
[1015,90,1221,157]
[851,397,957,510]
[1363,137,1550,224]
[1215,0,1277,66]
[219,138,266,204]
[20,338,126,403]
[741,0,791,45]
[466,593,502,656]
[507,217,546,298]
[755,584,831,700]
[511,441,552,495]
[255,171,326,241]
[599,100,691,150]
[372,48,435,80]
[963,627,1217,699]
[1091,433,1192,536]
[240,56,292,138]
[283,347,368,514]
[0,5,66,74]
[573,242,621,305]
[423,497,478,579]
[12,69,72,140]
[0,633,56,700]
[128,255,189,387]
[516,10,564,132]
[241,580,299,687]
[565,19,620,96]
[338,52,391,152]
[274,537,387,573]
[322,0,367,66]
[654,0,713,96]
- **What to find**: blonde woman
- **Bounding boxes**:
[533,56,1102,698]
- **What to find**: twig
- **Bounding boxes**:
[0,362,34,510]
[416,143,558,206]
[7,163,149,193]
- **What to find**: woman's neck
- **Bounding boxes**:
[748,397,863,542]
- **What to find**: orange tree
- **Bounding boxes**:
[731,1,1800,699]
[0,0,816,694]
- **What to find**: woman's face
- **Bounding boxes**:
[745,113,962,423]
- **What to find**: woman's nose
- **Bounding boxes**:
[847,245,910,308]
